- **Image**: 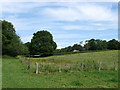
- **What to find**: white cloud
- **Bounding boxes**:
[2,15,32,31]
[44,3,117,22]
[57,42,69,46]
[2,2,48,13]
[56,41,75,49]
[44,8,81,22]
[57,46,63,49]
[62,23,117,31]
[56,42,69,49]
[0,5,2,18]
[2,14,53,32]
[77,4,116,21]
[1,2,118,48]
[21,35,33,43]
[2,2,117,31]
[54,33,87,39]
[62,25,83,30]
[93,23,102,26]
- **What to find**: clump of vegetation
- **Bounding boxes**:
[1,20,29,57]
[25,30,57,57]
[54,38,120,55]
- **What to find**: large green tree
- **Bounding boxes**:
[0,21,2,56]
[107,39,119,50]
[24,42,31,54]
[118,41,120,50]
[72,44,83,51]
[2,20,29,56]
[86,39,97,50]
[30,30,57,56]
[84,39,107,50]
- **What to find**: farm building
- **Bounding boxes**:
[73,50,79,52]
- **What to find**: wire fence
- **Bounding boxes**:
[19,57,118,74]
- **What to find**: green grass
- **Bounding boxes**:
[2,50,118,88]
[28,50,118,63]
[24,50,118,71]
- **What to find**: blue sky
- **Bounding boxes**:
[1,2,118,49]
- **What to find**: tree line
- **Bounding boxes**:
[1,20,120,57]
[2,20,29,57]
[2,20,57,57]
[55,39,120,54]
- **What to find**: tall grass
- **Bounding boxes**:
[21,50,118,73]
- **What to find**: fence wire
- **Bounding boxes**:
[19,57,118,74]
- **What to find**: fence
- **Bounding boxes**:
[19,57,118,74]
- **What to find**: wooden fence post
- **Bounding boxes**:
[27,56,30,70]
[59,64,61,72]
[19,57,22,63]
[114,62,117,71]
[92,60,94,69]
[35,62,38,74]
[81,62,84,70]
[27,64,30,70]
[98,61,101,71]
[20,59,22,63]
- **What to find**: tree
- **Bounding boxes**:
[107,39,119,50]
[30,30,57,56]
[72,44,83,51]
[84,39,107,50]
[95,39,107,50]
[118,41,120,50]
[66,46,73,52]
[101,40,108,50]
[84,40,89,50]
[2,20,29,56]
[0,22,2,56]
[86,39,97,50]
[24,42,31,54]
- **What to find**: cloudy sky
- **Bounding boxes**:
[1,1,118,49]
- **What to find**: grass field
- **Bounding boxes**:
[24,50,118,72]
[2,50,118,88]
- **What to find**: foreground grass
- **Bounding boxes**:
[2,51,118,88]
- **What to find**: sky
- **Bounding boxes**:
[1,1,118,49]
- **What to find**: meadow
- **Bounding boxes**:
[23,50,118,73]
[2,50,119,88]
